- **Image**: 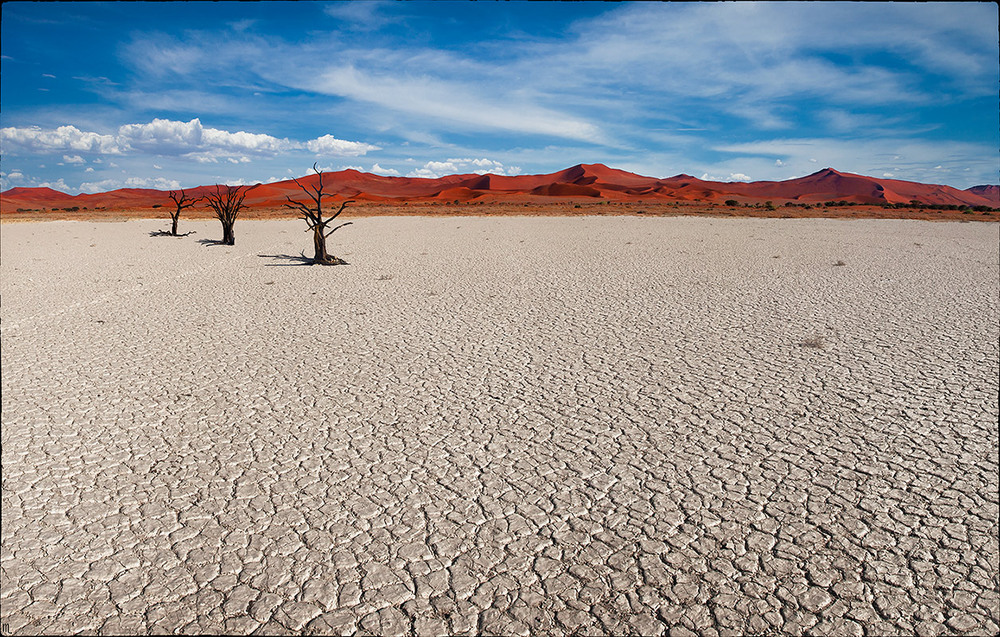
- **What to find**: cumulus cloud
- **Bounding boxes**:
[118,118,293,160]
[370,163,399,176]
[37,178,71,191]
[306,134,381,156]
[1,125,122,154]
[62,154,85,164]
[700,172,753,182]
[79,176,182,193]
[1,119,379,163]
[406,157,520,179]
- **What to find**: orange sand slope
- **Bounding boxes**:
[2,164,998,213]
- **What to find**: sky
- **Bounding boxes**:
[1,1,997,194]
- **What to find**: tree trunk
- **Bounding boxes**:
[222,223,235,245]
[313,226,329,263]
[171,214,180,236]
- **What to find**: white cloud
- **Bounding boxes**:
[119,118,292,159]
[406,157,520,179]
[0,171,69,192]
[698,172,753,183]
[2,119,379,164]
[311,65,606,143]
[38,179,70,191]
[446,157,518,175]
[79,176,182,193]
[1,125,122,154]
[62,154,85,164]
[306,134,380,156]
[370,163,399,176]
[323,0,400,31]
[85,167,94,173]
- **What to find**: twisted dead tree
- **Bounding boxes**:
[204,183,257,245]
[165,189,202,236]
[283,163,353,265]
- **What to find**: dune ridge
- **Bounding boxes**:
[2,164,997,212]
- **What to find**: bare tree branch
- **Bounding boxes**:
[204,184,258,245]
[324,221,353,238]
[165,189,203,236]
[286,164,353,264]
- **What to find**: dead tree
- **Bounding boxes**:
[204,183,257,245]
[166,189,202,236]
[283,163,353,265]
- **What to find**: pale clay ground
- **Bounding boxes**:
[0,216,997,636]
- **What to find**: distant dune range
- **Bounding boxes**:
[2,164,998,213]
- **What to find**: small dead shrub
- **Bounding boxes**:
[801,335,826,349]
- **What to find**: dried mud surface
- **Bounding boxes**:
[1,217,998,636]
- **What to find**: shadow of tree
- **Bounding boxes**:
[197,238,226,246]
[149,230,195,237]
[258,253,350,266]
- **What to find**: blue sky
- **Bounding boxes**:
[1,1,997,194]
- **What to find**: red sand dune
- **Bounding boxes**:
[967,184,1000,204]
[2,164,997,213]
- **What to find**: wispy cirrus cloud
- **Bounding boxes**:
[307,65,607,144]
[323,0,402,31]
